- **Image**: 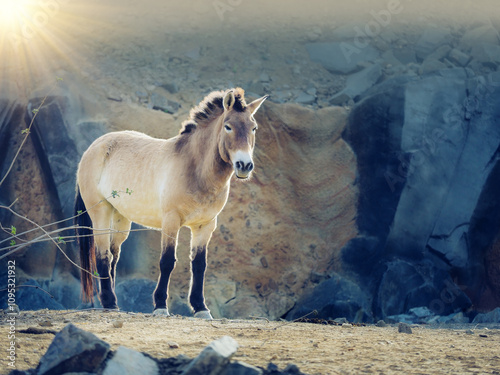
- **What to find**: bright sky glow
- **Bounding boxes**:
[0,0,30,29]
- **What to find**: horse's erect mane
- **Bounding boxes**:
[179,88,247,135]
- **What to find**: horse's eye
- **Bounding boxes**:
[224,124,232,132]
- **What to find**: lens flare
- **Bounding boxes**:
[0,0,29,29]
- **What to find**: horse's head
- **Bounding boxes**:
[219,90,268,180]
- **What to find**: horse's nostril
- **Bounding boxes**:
[235,160,253,173]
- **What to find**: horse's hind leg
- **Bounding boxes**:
[90,203,118,309]
[188,219,216,320]
[110,210,131,290]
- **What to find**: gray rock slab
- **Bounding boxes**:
[329,92,351,106]
[472,307,500,323]
[103,346,159,375]
[415,26,453,60]
[449,48,471,67]
[398,322,413,334]
[460,25,500,51]
[393,47,417,65]
[115,278,157,313]
[149,90,180,113]
[0,279,65,311]
[471,43,500,69]
[220,362,263,375]
[161,81,179,94]
[294,91,316,105]
[419,59,447,75]
[181,336,239,375]
[38,324,110,375]
[343,64,382,99]
[384,75,468,259]
[426,74,500,267]
[424,45,452,63]
[305,42,380,74]
[382,49,403,67]
[285,272,372,323]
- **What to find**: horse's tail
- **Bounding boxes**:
[75,185,96,303]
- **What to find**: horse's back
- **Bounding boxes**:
[77,131,175,225]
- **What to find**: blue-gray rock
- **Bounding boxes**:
[38,323,110,375]
[115,278,157,313]
[341,64,382,101]
[460,25,500,51]
[419,59,447,75]
[161,82,180,94]
[344,69,500,318]
[27,94,106,218]
[386,72,500,266]
[424,45,452,63]
[438,312,470,324]
[305,42,380,74]
[448,49,471,67]
[294,91,315,105]
[184,47,201,60]
[471,43,500,69]
[149,91,180,113]
[0,279,65,311]
[285,273,373,323]
[269,90,291,103]
[415,26,453,60]
[220,362,263,375]
[181,336,239,375]
[408,306,434,319]
[398,322,412,334]
[375,260,470,318]
[386,314,414,324]
[393,47,417,65]
[472,307,500,323]
[103,346,159,375]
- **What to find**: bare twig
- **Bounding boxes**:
[0,203,108,279]
[0,284,55,299]
[0,79,61,188]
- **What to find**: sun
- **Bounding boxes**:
[0,0,30,29]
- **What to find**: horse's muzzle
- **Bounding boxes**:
[234,160,253,179]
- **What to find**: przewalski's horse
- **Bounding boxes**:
[74,88,267,319]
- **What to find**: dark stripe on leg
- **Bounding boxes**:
[96,253,118,309]
[190,246,209,313]
[110,244,120,290]
[153,245,176,310]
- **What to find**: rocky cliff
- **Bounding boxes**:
[1,1,499,323]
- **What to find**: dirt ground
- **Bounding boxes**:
[2,2,500,375]
[1,310,500,375]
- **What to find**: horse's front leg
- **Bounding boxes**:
[189,219,217,320]
[153,213,180,316]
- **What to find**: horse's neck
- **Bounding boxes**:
[189,118,232,191]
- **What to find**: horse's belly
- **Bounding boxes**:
[112,197,163,229]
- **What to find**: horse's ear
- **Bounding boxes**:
[247,95,269,115]
[223,90,236,111]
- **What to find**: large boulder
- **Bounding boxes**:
[37,323,110,375]
[343,69,500,317]
[286,273,373,323]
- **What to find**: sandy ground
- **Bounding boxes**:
[2,2,500,375]
[1,310,500,375]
